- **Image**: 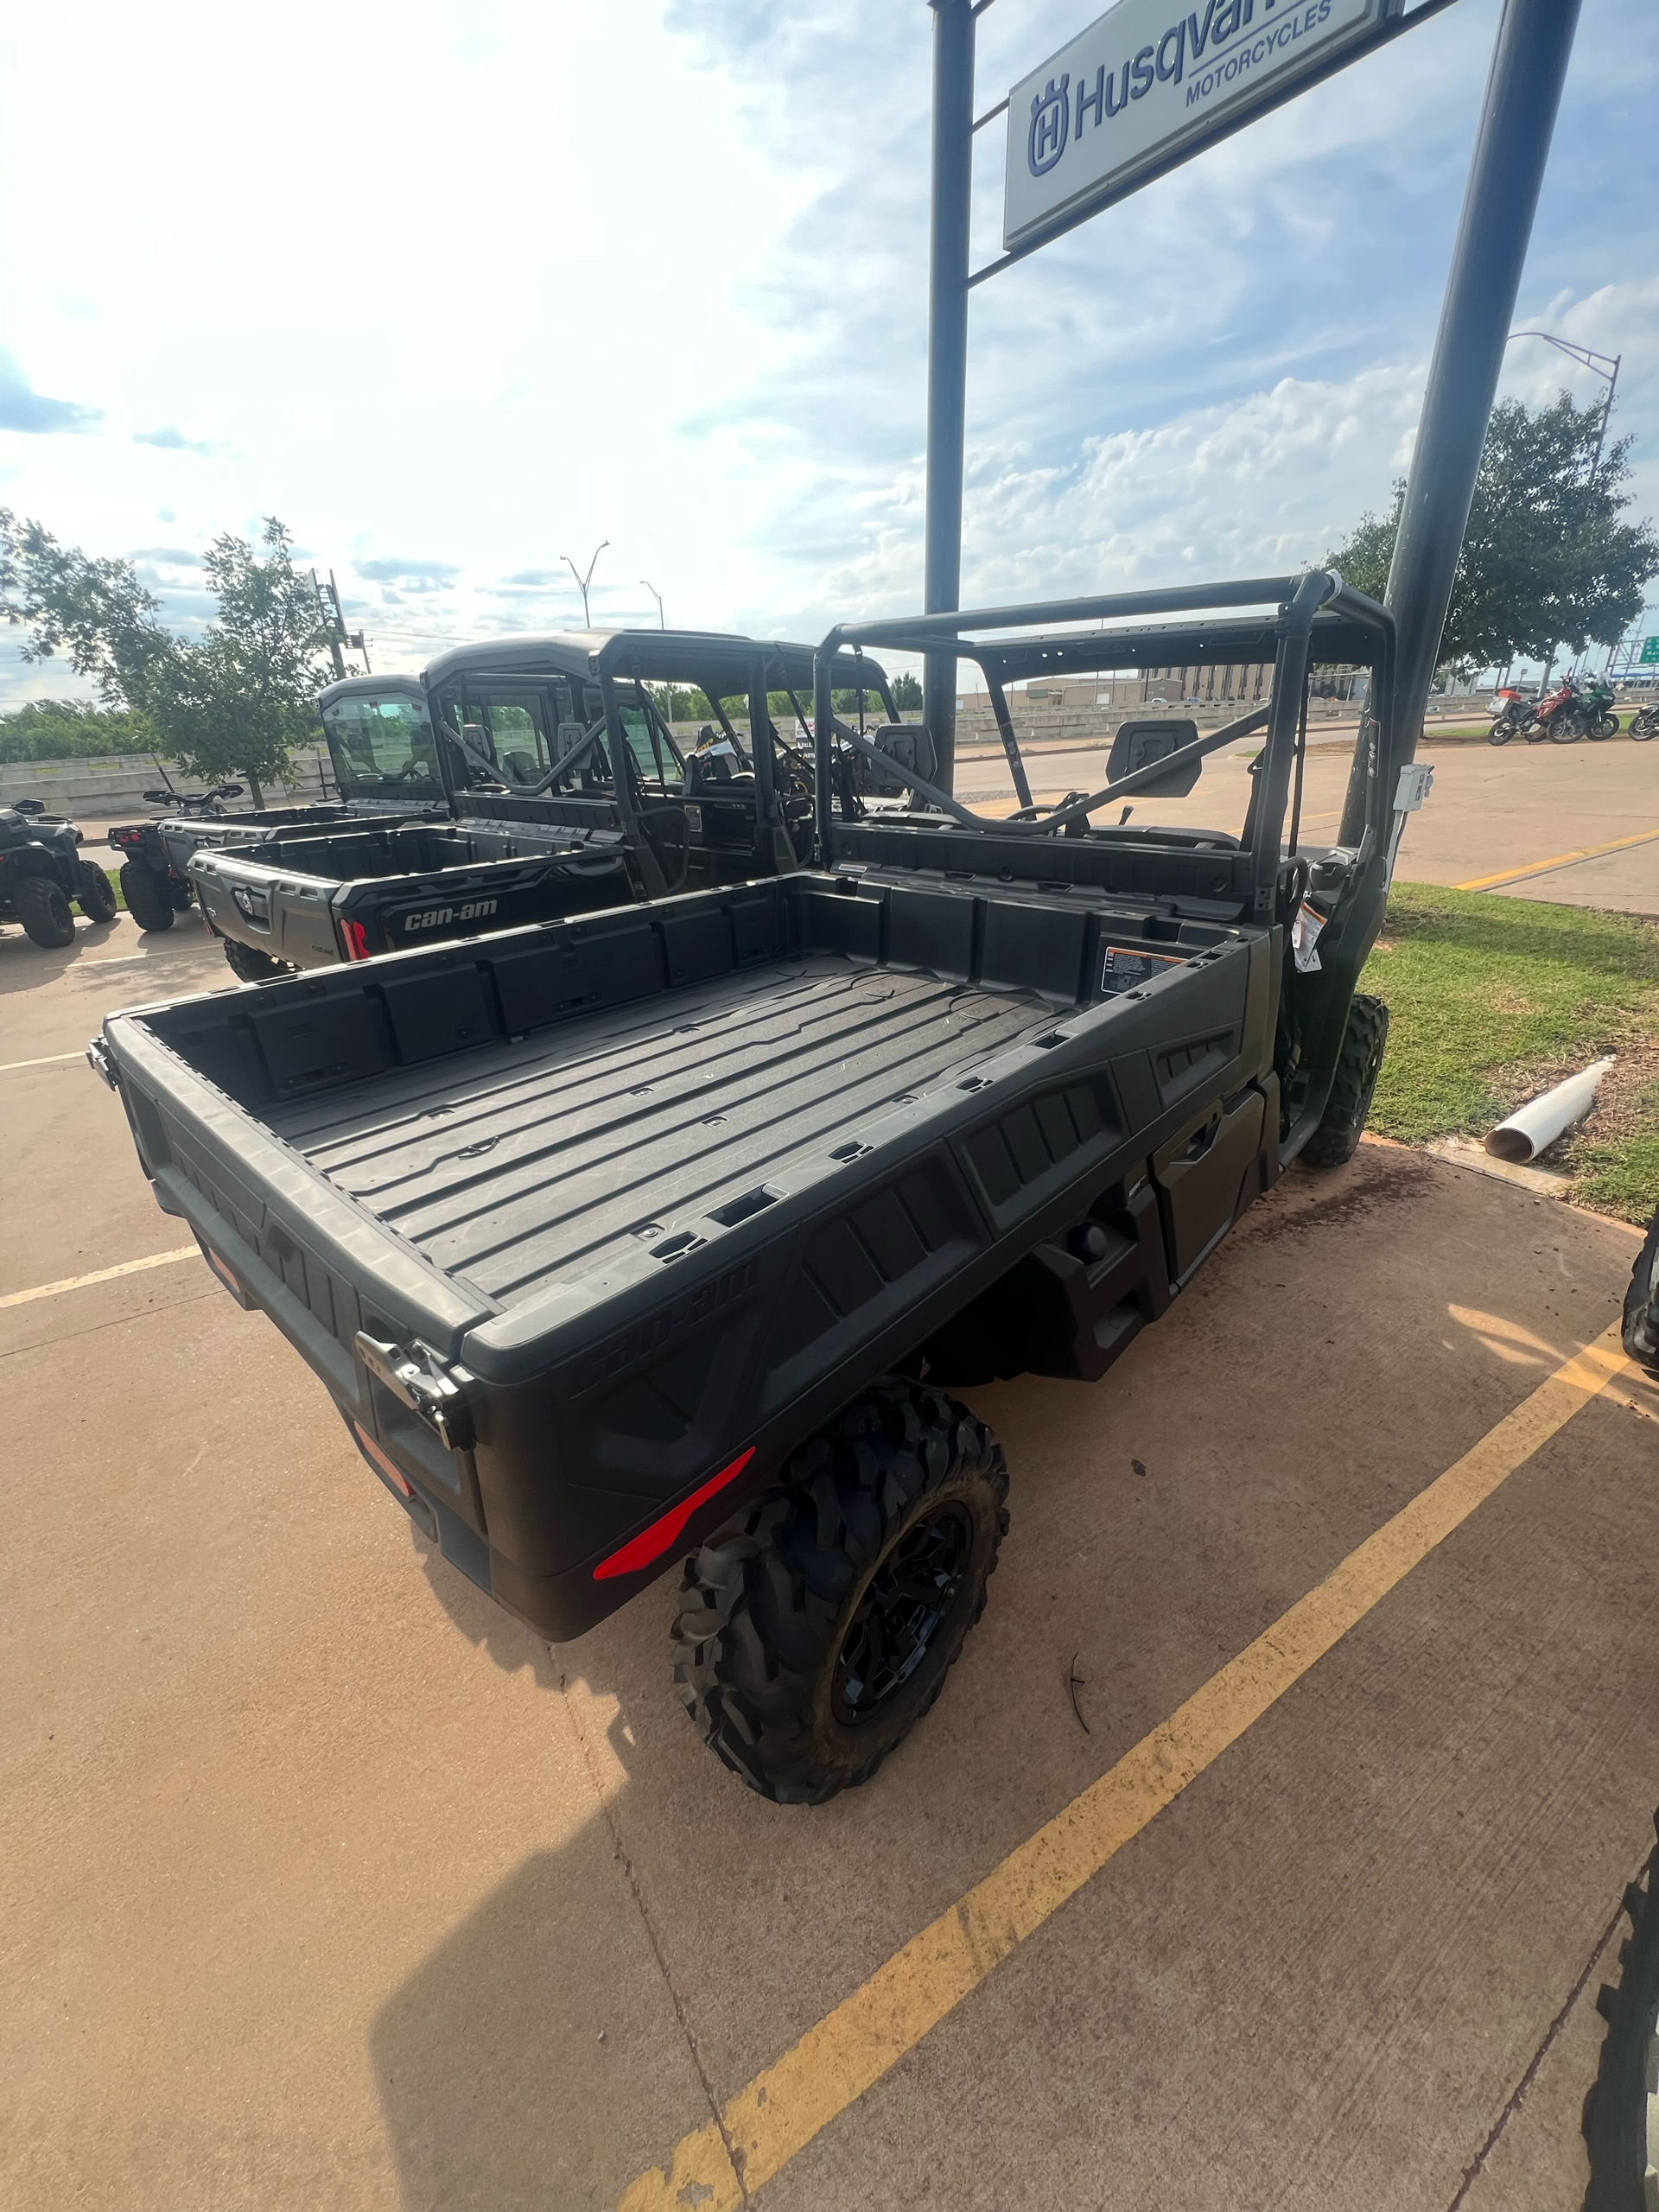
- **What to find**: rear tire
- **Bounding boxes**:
[1624,1208,1658,1376]
[223,938,295,983]
[1300,994,1389,1169]
[672,1380,1009,1803]
[78,860,118,923]
[119,862,175,932]
[1487,721,1513,747]
[15,875,76,948]
[1583,1807,1659,2211]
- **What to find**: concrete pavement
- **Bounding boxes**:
[957,728,1659,916]
[3,912,1657,2209]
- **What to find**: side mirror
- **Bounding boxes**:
[1107,717,1201,798]
[143,789,174,804]
[12,798,45,816]
[214,784,245,799]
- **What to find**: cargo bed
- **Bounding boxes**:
[98,865,1273,1637]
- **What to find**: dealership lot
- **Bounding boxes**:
[3,753,1657,2209]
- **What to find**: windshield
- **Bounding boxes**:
[322,694,442,802]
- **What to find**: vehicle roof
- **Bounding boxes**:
[422,628,887,696]
[317,671,423,711]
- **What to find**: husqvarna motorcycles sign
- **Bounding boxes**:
[1005,0,1400,251]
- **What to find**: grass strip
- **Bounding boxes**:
[1363,882,1659,1222]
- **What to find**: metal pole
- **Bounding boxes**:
[1376,0,1581,787]
[921,0,975,794]
[1592,353,1620,479]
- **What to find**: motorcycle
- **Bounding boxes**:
[1486,686,1535,745]
[1519,677,1580,742]
[1574,677,1619,741]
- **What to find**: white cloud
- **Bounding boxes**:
[0,0,1655,708]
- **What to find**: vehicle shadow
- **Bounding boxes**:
[406,1523,563,1690]
[0,912,126,990]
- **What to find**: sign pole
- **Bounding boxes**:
[922,0,976,794]
[1366,0,1581,808]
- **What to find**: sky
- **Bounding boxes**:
[1,0,1656,706]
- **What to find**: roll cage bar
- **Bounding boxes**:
[813,569,1397,923]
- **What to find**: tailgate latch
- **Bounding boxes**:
[355,1332,475,1452]
[86,1036,117,1090]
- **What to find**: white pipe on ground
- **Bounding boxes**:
[1485,1057,1614,1164]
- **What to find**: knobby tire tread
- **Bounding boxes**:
[671,1379,1008,1804]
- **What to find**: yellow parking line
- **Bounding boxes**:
[618,1319,1634,2212]
[0,1248,200,1309]
[1457,826,1659,892]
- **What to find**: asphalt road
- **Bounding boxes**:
[2,806,1656,2209]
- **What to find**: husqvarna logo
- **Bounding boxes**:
[1027,73,1070,173]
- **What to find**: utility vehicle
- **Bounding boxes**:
[105,675,454,937]
[92,571,1408,1802]
[0,798,117,947]
[186,632,898,980]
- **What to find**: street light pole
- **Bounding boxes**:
[560,541,609,629]
[1506,329,1621,475]
[640,580,665,629]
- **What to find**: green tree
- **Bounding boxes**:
[0,512,334,804]
[1325,391,1659,677]
[892,671,922,711]
[0,699,156,763]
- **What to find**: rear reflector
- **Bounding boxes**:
[353,1422,413,1497]
[592,1449,756,1580]
[200,1245,251,1306]
[340,919,370,961]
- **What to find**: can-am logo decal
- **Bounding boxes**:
[400,897,498,934]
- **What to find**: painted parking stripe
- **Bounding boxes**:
[0,1050,85,1073]
[1457,825,1659,892]
[618,1319,1635,2212]
[0,1247,200,1309]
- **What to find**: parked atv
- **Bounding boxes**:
[106,785,245,934]
[0,799,117,947]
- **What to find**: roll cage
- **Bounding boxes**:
[814,569,1402,1166]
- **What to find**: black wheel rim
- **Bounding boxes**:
[831,1503,973,1725]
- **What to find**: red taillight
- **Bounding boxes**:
[353,1422,413,1497]
[592,1449,756,1580]
[340,919,371,961]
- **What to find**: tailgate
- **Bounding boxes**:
[189,848,344,966]
[101,1005,495,1410]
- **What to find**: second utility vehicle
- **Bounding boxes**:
[186,631,898,979]
[105,674,459,935]
[92,572,1407,1802]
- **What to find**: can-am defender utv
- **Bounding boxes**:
[185,632,899,979]
[92,571,1406,1802]
[105,674,456,940]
